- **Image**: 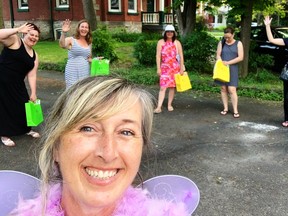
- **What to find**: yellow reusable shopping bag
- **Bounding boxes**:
[213,59,230,82]
[174,72,192,92]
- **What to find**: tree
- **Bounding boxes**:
[208,0,277,77]
[174,0,282,77]
[174,0,197,36]
[227,0,277,77]
[81,0,97,31]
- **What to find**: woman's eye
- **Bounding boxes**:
[121,130,135,136]
[80,126,93,132]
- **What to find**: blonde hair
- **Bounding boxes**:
[38,76,154,212]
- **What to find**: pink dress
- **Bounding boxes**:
[160,41,180,87]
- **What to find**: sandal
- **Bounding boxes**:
[154,108,162,114]
[26,130,40,138]
[1,137,15,147]
[168,106,174,112]
[220,110,228,115]
[233,113,240,118]
[282,121,288,127]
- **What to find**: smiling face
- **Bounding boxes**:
[78,21,90,37]
[55,98,143,214]
[24,29,39,47]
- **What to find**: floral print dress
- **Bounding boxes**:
[160,41,180,87]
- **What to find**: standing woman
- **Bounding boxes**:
[154,25,185,113]
[0,23,41,147]
[59,19,92,89]
[264,16,288,127]
[215,27,244,118]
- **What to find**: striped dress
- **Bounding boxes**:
[65,38,91,89]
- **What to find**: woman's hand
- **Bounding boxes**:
[17,23,34,34]
[157,68,161,76]
[222,61,229,66]
[62,19,71,33]
[29,94,37,102]
[264,16,272,26]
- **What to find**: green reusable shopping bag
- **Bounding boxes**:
[25,99,44,126]
[90,58,110,76]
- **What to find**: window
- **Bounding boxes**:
[109,0,121,12]
[128,0,137,13]
[18,0,29,10]
[56,0,69,9]
[217,14,223,24]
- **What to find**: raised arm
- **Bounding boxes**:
[0,23,34,48]
[59,19,73,49]
[264,16,285,46]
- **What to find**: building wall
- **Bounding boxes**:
[2,0,147,39]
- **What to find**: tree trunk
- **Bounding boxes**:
[239,0,253,78]
[176,8,183,35]
[81,0,97,31]
[182,0,197,36]
[175,0,197,37]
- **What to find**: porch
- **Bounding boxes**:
[141,12,176,32]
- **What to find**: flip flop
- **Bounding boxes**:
[1,137,15,147]
[26,130,40,138]
[282,121,288,127]
[220,110,228,115]
[154,108,162,114]
[233,113,240,118]
[168,106,174,112]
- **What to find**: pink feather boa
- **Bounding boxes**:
[11,183,189,216]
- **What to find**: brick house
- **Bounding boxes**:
[2,0,175,40]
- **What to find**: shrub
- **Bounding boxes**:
[91,26,118,62]
[181,31,218,73]
[133,36,157,66]
[112,32,142,42]
[248,41,274,73]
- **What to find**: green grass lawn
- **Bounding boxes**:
[34,41,136,70]
[207,31,223,40]
[34,41,67,64]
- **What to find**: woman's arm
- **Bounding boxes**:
[176,40,185,74]
[216,41,222,60]
[88,44,93,63]
[156,39,163,76]
[59,19,72,49]
[27,52,39,102]
[223,41,244,66]
[264,16,285,46]
[0,23,34,48]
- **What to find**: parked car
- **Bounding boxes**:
[248,26,288,72]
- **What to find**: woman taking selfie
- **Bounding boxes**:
[11,76,188,215]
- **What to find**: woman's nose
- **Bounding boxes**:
[95,134,118,162]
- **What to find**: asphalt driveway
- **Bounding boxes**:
[0,70,287,216]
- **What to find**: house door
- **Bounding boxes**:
[147,0,154,12]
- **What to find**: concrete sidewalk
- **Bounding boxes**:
[0,70,287,216]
